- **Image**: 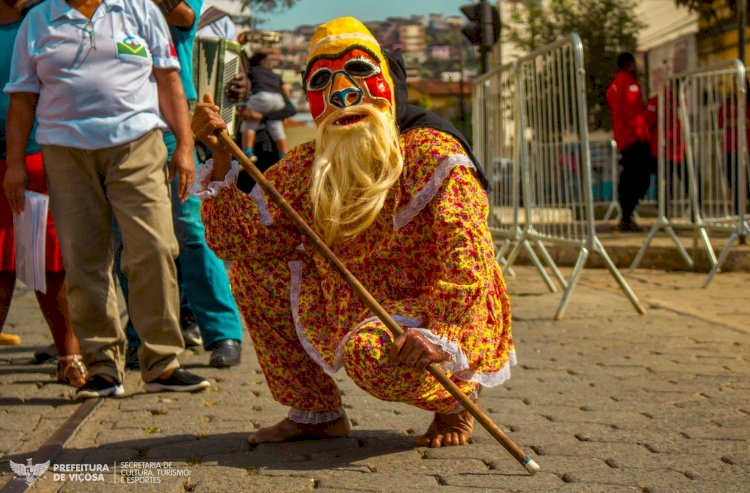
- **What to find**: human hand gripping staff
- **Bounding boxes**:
[192,94,541,474]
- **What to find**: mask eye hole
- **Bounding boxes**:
[308,68,332,90]
[344,59,379,77]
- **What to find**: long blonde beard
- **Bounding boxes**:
[311,105,404,246]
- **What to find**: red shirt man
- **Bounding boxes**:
[606,52,654,231]
[607,67,650,151]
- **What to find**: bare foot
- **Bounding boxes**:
[247,415,351,445]
[416,409,474,448]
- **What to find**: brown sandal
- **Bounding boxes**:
[57,355,89,388]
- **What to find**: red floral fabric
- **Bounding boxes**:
[201,128,514,414]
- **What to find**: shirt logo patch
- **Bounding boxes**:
[116,35,147,58]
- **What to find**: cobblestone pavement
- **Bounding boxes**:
[1,267,749,492]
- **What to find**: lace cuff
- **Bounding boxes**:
[454,350,517,388]
[288,407,345,424]
[409,328,517,388]
[190,158,241,201]
[408,327,470,374]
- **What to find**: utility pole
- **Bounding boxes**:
[740,0,747,67]
[479,0,490,74]
[741,0,748,245]
[458,38,466,136]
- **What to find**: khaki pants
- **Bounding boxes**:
[42,130,182,383]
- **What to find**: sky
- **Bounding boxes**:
[250,0,469,31]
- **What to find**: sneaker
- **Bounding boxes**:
[182,322,203,349]
[76,375,125,399]
[181,309,203,348]
[144,368,210,393]
[125,346,140,370]
[242,148,258,163]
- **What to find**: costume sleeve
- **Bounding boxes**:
[422,165,493,329]
[417,165,511,383]
[196,147,308,260]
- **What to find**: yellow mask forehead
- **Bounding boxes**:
[305,17,393,98]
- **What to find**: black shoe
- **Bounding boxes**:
[182,322,203,349]
[617,220,643,233]
[144,368,210,393]
[180,308,203,348]
[125,346,140,370]
[76,374,124,399]
[209,340,241,368]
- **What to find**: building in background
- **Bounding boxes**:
[692,0,749,64]
[496,0,699,98]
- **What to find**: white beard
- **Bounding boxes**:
[310,104,404,245]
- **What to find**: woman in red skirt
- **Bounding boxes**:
[0,0,86,387]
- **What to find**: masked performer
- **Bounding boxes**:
[192,17,514,448]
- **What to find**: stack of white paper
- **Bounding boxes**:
[13,190,48,293]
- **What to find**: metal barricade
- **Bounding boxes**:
[590,139,621,221]
[629,60,750,286]
[473,62,557,289]
[502,34,644,319]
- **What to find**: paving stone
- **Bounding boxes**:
[3,269,750,491]
[440,471,564,490]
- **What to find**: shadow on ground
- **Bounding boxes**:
[0,430,418,473]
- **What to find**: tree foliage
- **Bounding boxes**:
[507,0,645,130]
[674,0,737,19]
[236,0,298,13]
[233,0,298,27]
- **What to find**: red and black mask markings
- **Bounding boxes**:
[304,44,393,123]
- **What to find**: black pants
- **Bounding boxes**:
[618,141,655,222]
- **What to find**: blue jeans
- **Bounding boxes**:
[116,132,243,349]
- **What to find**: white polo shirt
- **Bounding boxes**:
[4,0,180,150]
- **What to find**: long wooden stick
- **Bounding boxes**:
[216,131,540,474]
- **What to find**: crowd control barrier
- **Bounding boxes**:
[475,34,645,319]
[629,60,750,287]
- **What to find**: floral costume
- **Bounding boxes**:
[196,127,515,424]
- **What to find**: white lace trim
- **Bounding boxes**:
[289,260,336,373]
[407,328,517,388]
[454,350,517,388]
[288,258,515,388]
[249,184,273,226]
[408,327,470,374]
[190,158,241,201]
[392,154,475,231]
[288,407,345,424]
[331,315,422,371]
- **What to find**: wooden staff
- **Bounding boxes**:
[216,131,540,475]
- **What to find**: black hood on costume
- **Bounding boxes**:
[236,50,488,193]
[385,49,488,190]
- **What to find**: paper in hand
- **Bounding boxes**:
[13,190,49,293]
